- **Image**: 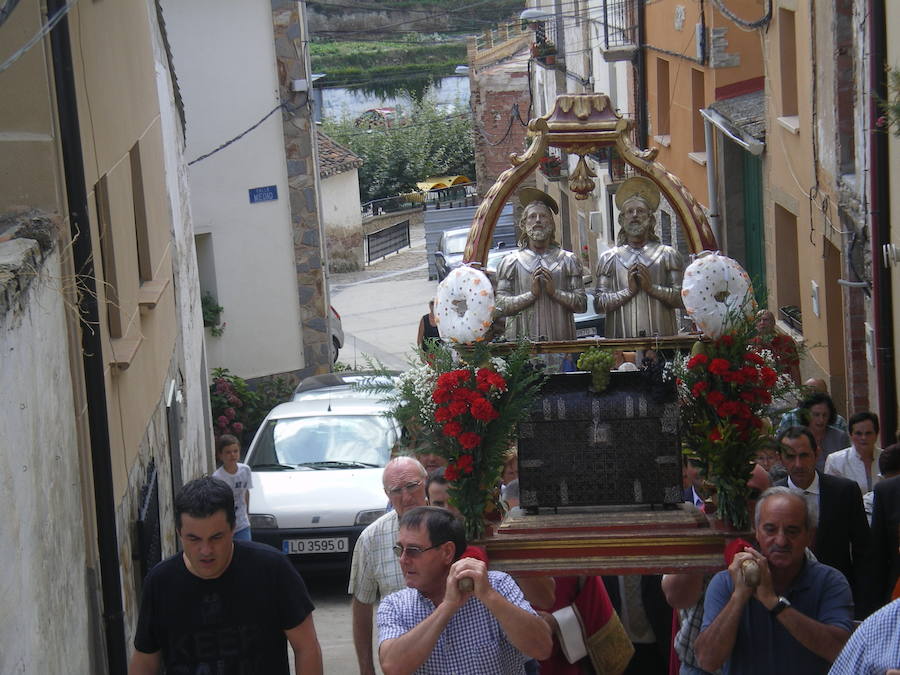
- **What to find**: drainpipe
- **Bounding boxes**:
[702,116,721,249]
[869,0,897,442]
[48,2,128,673]
[635,0,648,149]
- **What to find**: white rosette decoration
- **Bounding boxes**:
[681,251,756,338]
[434,265,495,344]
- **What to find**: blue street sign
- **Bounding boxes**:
[248,185,278,204]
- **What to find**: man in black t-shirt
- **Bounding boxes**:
[129,476,323,674]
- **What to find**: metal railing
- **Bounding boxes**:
[588,145,637,183]
[134,459,161,583]
[475,20,529,53]
[367,220,410,263]
[601,0,638,50]
[361,182,479,217]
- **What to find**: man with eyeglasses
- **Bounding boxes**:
[377,506,553,673]
[349,456,428,675]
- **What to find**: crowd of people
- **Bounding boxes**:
[126,381,900,674]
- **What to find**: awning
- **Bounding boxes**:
[702,89,766,156]
[416,175,473,191]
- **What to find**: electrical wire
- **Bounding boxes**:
[188,94,308,166]
[0,0,21,27]
[0,0,79,75]
[708,0,772,31]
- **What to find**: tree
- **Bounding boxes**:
[322,97,475,203]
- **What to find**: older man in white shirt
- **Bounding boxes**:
[825,412,881,522]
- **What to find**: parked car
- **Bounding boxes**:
[574,291,605,337]
[330,305,344,363]
[435,226,514,281]
[292,370,399,400]
[245,388,399,572]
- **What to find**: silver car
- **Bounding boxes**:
[435,226,513,280]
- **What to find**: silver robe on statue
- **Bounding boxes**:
[495,247,587,341]
[594,241,684,338]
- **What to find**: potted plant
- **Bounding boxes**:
[539,154,562,178]
[202,292,226,337]
[530,40,557,64]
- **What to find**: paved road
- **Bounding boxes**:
[287,570,382,674]
[330,222,437,371]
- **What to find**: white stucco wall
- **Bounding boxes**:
[0,244,91,674]
[162,0,304,379]
[321,170,362,229]
[151,1,214,477]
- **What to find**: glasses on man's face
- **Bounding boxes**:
[392,543,440,558]
[386,480,423,497]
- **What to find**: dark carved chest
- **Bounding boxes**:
[518,370,682,510]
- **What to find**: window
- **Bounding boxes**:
[656,58,670,137]
[779,9,798,118]
[95,175,123,339]
[129,142,152,283]
[194,233,218,300]
[774,203,802,334]
[835,0,855,175]
[691,68,705,153]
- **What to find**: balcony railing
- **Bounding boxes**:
[600,0,638,59]
[589,145,637,183]
[475,21,530,53]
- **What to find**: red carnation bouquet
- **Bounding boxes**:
[377,341,545,539]
[674,319,800,529]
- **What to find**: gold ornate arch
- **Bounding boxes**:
[463,93,718,266]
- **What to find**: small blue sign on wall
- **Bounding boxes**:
[249,185,278,204]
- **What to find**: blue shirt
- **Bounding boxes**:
[830,598,900,674]
[377,570,535,674]
[701,559,853,675]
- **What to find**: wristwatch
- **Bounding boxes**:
[770,596,791,616]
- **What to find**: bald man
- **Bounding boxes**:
[348,457,428,674]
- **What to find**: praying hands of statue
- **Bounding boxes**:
[628,264,652,295]
[531,267,556,298]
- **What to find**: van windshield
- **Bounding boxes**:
[248,414,396,470]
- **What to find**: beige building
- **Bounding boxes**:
[888,1,900,431]
[761,0,886,422]
[1,0,210,670]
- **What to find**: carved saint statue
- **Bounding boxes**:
[495,189,587,341]
[594,177,684,338]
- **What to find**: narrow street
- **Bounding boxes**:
[330,222,437,371]
[299,224,436,674]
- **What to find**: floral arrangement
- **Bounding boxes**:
[673,314,801,530]
[210,368,293,445]
[369,341,545,539]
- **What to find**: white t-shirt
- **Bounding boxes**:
[212,463,253,531]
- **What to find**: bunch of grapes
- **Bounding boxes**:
[577,347,615,392]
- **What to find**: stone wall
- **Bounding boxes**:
[0,221,93,674]
[272,0,330,377]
